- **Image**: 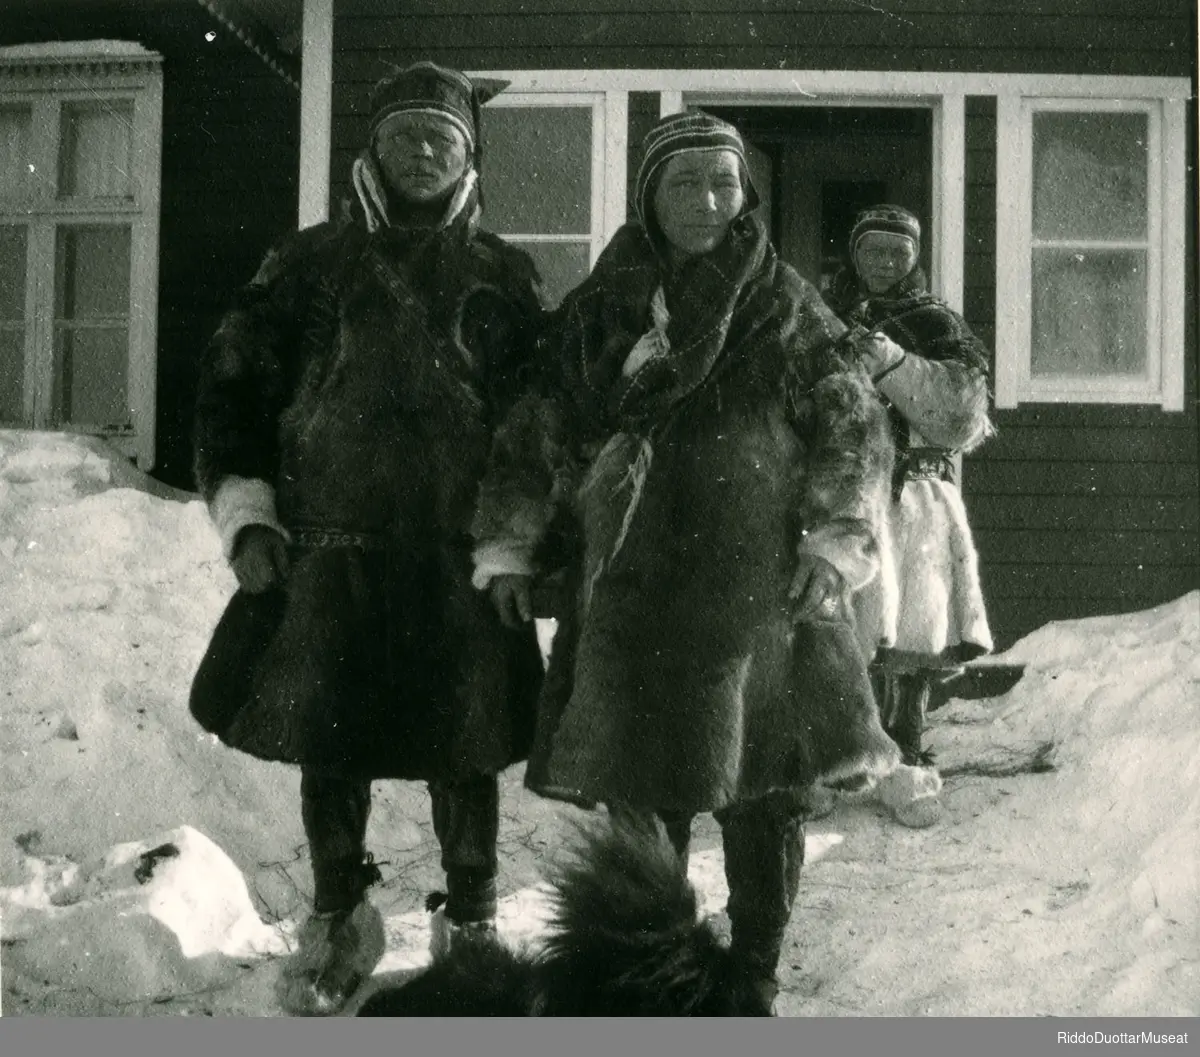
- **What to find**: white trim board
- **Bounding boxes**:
[470,69,1192,101]
[299,0,334,229]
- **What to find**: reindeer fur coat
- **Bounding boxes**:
[471,216,901,815]
[188,204,545,782]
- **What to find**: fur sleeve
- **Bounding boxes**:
[878,304,994,452]
[790,367,896,592]
[192,224,336,514]
[469,389,582,589]
[462,235,551,421]
[876,352,993,453]
[783,302,896,592]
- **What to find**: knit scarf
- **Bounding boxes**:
[554,213,811,601]
[556,211,786,442]
[350,149,481,236]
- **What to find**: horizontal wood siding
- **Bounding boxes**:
[3,3,301,489]
[334,0,1196,89]
[963,97,996,353]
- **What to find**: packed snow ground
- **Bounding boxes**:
[1,429,1196,1017]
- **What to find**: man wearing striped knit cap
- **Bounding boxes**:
[189,61,547,1015]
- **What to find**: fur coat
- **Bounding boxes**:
[188,196,546,782]
[471,216,901,815]
[823,266,995,668]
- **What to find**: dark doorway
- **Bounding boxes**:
[704,106,934,291]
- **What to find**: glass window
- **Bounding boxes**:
[1,48,162,464]
[54,225,132,427]
[58,100,135,200]
[521,242,592,310]
[479,105,591,234]
[0,223,26,317]
[1031,249,1146,377]
[0,224,26,422]
[1029,110,1151,381]
[56,326,130,427]
[995,94,1184,411]
[478,100,600,309]
[0,104,36,200]
[1033,112,1148,241]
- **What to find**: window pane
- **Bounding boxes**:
[520,241,591,310]
[58,100,135,199]
[54,225,131,427]
[0,225,27,421]
[480,106,592,235]
[0,328,25,423]
[56,326,130,427]
[55,225,131,318]
[1,225,27,320]
[1031,248,1146,377]
[0,104,36,200]
[1033,111,1149,241]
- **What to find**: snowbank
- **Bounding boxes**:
[1,428,1196,1017]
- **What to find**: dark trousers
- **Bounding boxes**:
[301,768,500,923]
[610,793,806,982]
[873,669,934,765]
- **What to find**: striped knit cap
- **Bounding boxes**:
[634,109,761,230]
[366,61,509,168]
[849,204,922,258]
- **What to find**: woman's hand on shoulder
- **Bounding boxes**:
[856,331,908,381]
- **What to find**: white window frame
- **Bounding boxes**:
[995,92,1186,411]
[0,42,164,469]
[474,88,628,276]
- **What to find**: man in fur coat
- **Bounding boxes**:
[188,62,546,1016]
[822,204,995,828]
[470,111,903,1012]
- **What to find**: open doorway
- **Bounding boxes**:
[705,106,934,293]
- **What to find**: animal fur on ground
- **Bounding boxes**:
[356,816,775,1017]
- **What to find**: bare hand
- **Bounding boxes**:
[788,554,846,623]
[231,525,290,594]
[860,332,906,378]
[490,573,533,629]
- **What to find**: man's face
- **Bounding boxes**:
[854,231,919,294]
[651,150,746,261]
[374,112,470,204]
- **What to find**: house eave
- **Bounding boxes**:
[194,0,300,89]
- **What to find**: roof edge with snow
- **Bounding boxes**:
[0,40,162,64]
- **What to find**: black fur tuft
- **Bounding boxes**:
[357,939,537,1017]
[357,815,774,1017]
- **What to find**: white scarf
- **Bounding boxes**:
[350,151,480,234]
